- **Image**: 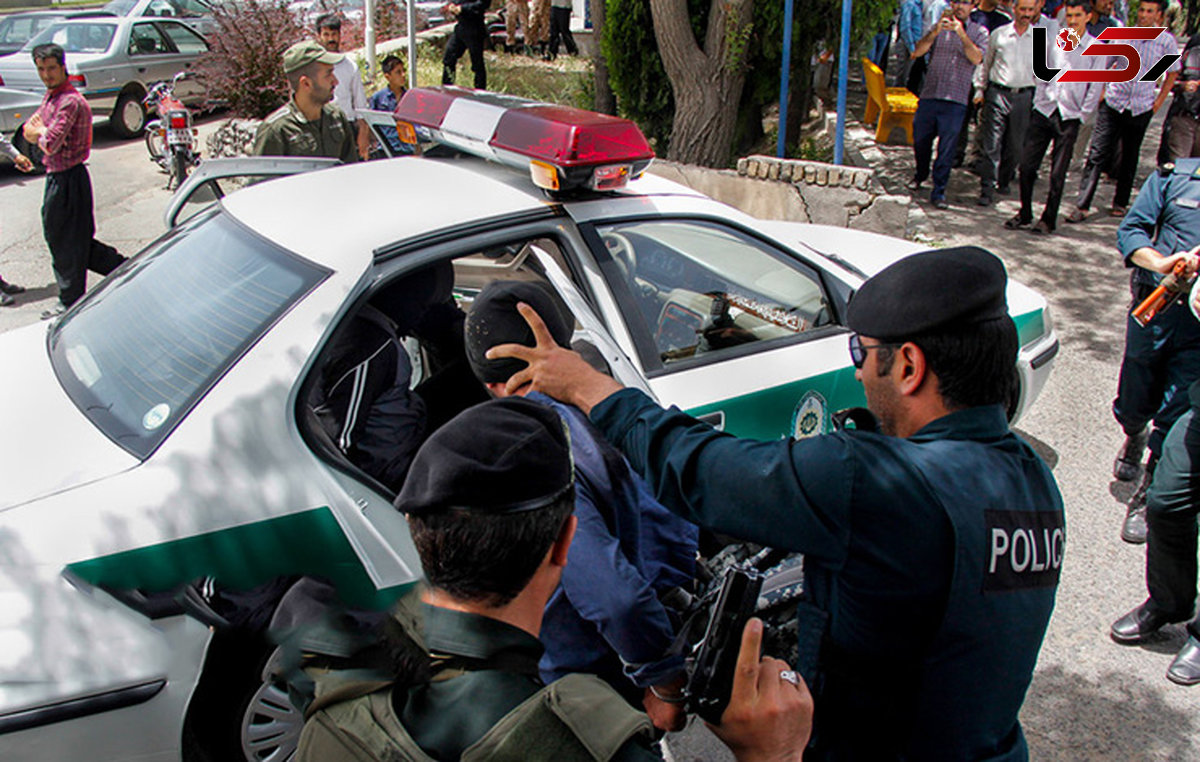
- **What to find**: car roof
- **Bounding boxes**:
[218,155,711,273]
[220,157,560,271]
[2,9,114,19]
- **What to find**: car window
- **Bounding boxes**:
[0,16,53,44]
[177,0,211,16]
[104,0,138,14]
[25,22,116,53]
[159,20,207,52]
[145,0,181,16]
[594,219,833,369]
[49,211,329,460]
[128,21,169,54]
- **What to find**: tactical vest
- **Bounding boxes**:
[296,672,655,762]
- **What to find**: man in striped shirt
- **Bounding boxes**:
[22,43,125,319]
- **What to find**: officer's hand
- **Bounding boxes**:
[643,681,687,732]
[486,302,624,414]
[709,619,812,762]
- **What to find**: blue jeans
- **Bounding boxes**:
[912,98,966,201]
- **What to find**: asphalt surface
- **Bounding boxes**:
[2,102,1200,759]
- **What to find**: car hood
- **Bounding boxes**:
[0,322,138,511]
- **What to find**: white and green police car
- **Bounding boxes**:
[0,87,1059,761]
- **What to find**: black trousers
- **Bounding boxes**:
[1146,406,1200,638]
[1017,109,1080,229]
[978,84,1032,195]
[442,19,486,90]
[1114,285,1200,457]
[548,6,576,56]
[41,163,124,307]
[1075,101,1154,211]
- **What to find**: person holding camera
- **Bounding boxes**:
[296,398,811,761]
[489,247,1064,761]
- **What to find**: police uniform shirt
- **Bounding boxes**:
[397,605,661,761]
[591,388,1064,761]
[252,98,359,163]
[1118,158,1200,291]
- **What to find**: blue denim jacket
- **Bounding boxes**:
[529,392,698,695]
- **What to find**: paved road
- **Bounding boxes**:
[0,113,224,332]
[3,107,1200,759]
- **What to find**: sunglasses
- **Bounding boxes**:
[847,333,899,369]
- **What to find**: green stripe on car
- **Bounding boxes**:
[66,507,409,610]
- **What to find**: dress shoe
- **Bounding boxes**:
[0,291,13,307]
[906,177,925,192]
[1114,427,1148,481]
[0,278,25,295]
[1167,636,1200,685]
[996,184,1011,196]
[1004,214,1032,229]
[1110,205,1128,217]
[1111,602,1174,644]
[977,193,994,206]
[1064,207,1089,224]
[932,197,949,210]
[40,302,66,320]
[1030,220,1054,235]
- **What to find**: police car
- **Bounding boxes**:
[0,87,1059,761]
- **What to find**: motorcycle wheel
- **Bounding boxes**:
[169,150,192,191]
[145,127,166,164]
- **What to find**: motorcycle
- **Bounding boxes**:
[144,72,199,190]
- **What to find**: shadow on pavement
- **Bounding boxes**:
[1025,662,1197,760]
[1016,427,1060,469]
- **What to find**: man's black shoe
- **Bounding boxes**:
[977,194,994,206]
[1167,637,1200,685]
[932,197,950,210]
[1030,220,1054,235]
[996,184,1011,195]
[0,278,25,295]
[1004,215,1032,229]
[1111,602,1175,644]
[906,177,924,192]
[1114,427,1148,481]
[0,291,13,307]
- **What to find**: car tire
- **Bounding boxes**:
[112,91,147,139]
[182,632,289,762]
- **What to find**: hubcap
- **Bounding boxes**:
[122,98,145,133]
[241,679,302,762]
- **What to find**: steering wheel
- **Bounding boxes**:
[601,231,636,282]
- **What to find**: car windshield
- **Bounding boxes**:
[0,15,60,46]
[48,212,329,460]
[23,21,116,53]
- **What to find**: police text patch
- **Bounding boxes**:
[984,510,1064,592]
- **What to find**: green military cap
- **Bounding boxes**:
[282,40,343,73]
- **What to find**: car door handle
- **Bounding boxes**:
[697,411,725,431]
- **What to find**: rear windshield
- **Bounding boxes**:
[0,15,61,46]
[24,22,116,53]
[49,212,329,460]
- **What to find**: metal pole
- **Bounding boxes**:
[365,0,378,74]
[834,0,853,164]
[407,0,417,89]
[777,0,794,158]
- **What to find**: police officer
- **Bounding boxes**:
[1111,159,1200,544]
[492,247,1065,761]
[295,398,812,761]
[253,40,359,163]
[441,0,490,90]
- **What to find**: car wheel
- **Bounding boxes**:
[112,92,147,138]
[182,633,284,762]
[241,665,304,762]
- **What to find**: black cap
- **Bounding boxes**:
[847,246,1008,341]
[396,397,573,517]
[464,280,573,384]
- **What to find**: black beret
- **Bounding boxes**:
[396,397,573,517]
[464,280,573,385]
[847,246,1008,341]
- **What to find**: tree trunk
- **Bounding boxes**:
[649,0,755,166]
[589,0,616,114]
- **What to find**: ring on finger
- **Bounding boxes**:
[779,669,800,687]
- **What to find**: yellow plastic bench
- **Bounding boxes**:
[862,58,919,145]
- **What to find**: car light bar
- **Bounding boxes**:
[394,86,655,192]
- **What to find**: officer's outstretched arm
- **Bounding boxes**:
[709,618,811,762]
